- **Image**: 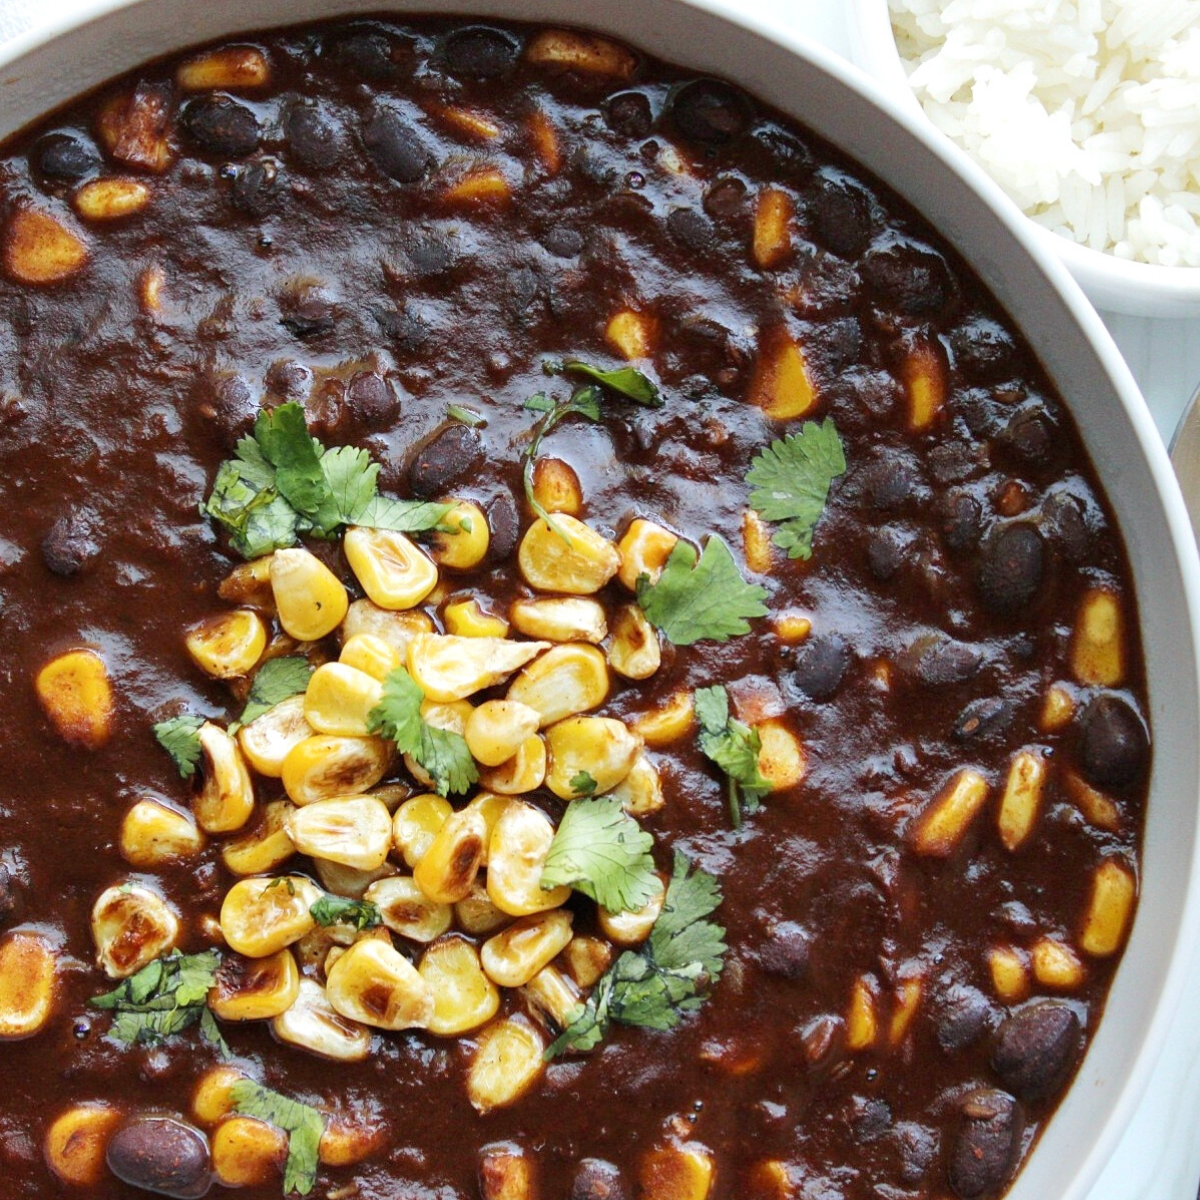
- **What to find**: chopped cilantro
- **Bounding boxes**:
[694,685,772,828]
[570,770,598,798]
[637,537,768,646]
[235,656,314,729]
[549,359,663,408]
[253,404,327,516]
[446,403,486,428]
[229,1080,326,1196]
[520,386,602,534]
[310,894,383,931]
[153,714,205,780]
[746,418,847,561]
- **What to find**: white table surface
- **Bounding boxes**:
[1,0,1198,1197]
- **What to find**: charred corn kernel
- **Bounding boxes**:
[989,946,1029,1002]
[599,880,665,946]
[631,691,695,746]
[520,964,581,1032]
[365,876,452,943]
[219,875,321,958]
[195,722,255,834]
[749,331,815,420]
[192,1065,247,1125]
[518,516,620,595]
[753,187,793,269]
[444,165,511,205]
[74,177,150,221]
[531,457,583,517]
[270,548,348,641]
[902,338,947,430]
[209,948,299,1021]
[0,932,56,1039]
[239,695,312,778]
[510,597,607,644]
[393,794,453,868]
[1031,937,1086,990]
[845,975,878,1050]
[221,802,295,877]
[609,752,665,816]
[443,598,509,639]
[479,1144,535,1200]
[1065,770,1121,831]
[478,735,547,795]
[1040,683,1076,731]
[467,1016,545,1113]
[997,750,1046,851]
[272,976,371,1062]
[755,720,806,791]
[468,792,519,864]
[605,309,657,360]
[3,207,88,285]
[281,734,391,806]
[314,857,396,900]
[910,769,989,856]
[466,701,542,767]
[339,633,403,682]
[482,910,574,989]
[44,1104,121,1185]
[431,500,490,570]
[326,937,433,1031]
[488,800,572,916]
[341,600,435,655]
[186,610,266,679]
[92,884,179,978]
[414,809,487,904]
[212,1117,287,1189]
[219,556,274,609]
[742,510,775,575]
[177,45,270,90]
[322,926,391,975]
[525,28,637,76]
[507,643,610,727]
[888,976,923,1046]
[302,663,383,738]
[95,86,173,173]
[608,603,661,681]
[1071,588,1125,686]
[528,108,562,173]
[419,936,500,1035]
[639,1143,715,1200]
[773,611,812,643]
[318,1116,386,1167]
[617,519,678,591]
[455,884,511,936]
[120,798,205,867]
[408,633,548,703]
[286,796,392,871]
[1080,860,1137,957]
[437,104,501,140]
[546,716,642,799]
[35,649,112,749]
[562,935,614,988]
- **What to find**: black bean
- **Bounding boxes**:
[570,1158,628,1200]
[916,638,983,686]
[443,26,519,79]
[406,233,456,278]
[792,634,850,702]
[811,316,862,373]
[809,170,873,259]
[861,452,917,510]
[947,1089,1023,1199]
[342,372,397,426]
[928,440,986,485]
[755,920,810,979]
[106,1116,211,1199]
[851,1097,892,1142]
[670,79,752,145]
[862,235,955,316]
[207,375,258,444]
[936,983,994,1053]
[33,131,99,180]
[504,266,541,323]
[604,91,653,138]
[486,492,521,563]
[867,525,908,582]
[41,511,99,578]
[1000,406,1054,466]
[754,125,815,176]
[265,360,311,400]
[326,28,402,80]
[951,316,1018,382]
[703,176,747,221]
[409,424,483,497]
[1041,489,1093,562]
[1077,695,1148,788]
[666,207,713,252]
[364,107,433,184]
[992,1000,1082,1102]
[278,280,337,339]
[181,96,259,158]
[894,1121,938,1187]
[954,697,1014,743]
[283,102,340,170]
[373,304,430,353]
[976,524,1044,616]
[542,227,584,258]
[230,159,277,216]
[939,491,983,552]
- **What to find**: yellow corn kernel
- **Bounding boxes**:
[1040,683,1076,732]
[1065,770,1122,831]
[212,1116,287,1189]
[520,964,581,1032]
[177,45,270,90]
[1031,937,1086,990]
[528,108,561,174]
[465,701,542,768]
[478,734,548,796]
[318,1115,386,1167]
[605,309,657,360]
[748,1160,797,1200]
[482,910,574,988]
[989,946,1029,1002]
[617,519,678,592]
[321,926,392,977]
[272,976,371,1062]
[393,793,453,868]
[1080,859,1137,957]
[639,1143,715,1200]
[443,165,512,205]
[607,603,661,681]
[562,936,615,989]
[488,800,572,916]
[1071,587,1125,687]
[285,795,393,871]
[92,884,178,978]
[326,937,433,1031]
[545,716,642,799]
[414,808,487,904]
[3,206,88,285]
[194,722,255,834]
[443,598,509,639]
[467,1016,545,1113]
[238,695,312,778]
[34,649,113,750]
[341,600,434,656]
[314,858,396,900]
[0,931,57,1039]
[525,28,636,76]
[609,752,665,817]
[599,880,665,946]
[510,597,607,644]
[773,611,812,643]
[631,691,695,746]
[269,548,349,641]
[431,500,490,570]
[209,948,299,1021]
[191,1065,247,1125]
[44,1103,121,1185]
[408,633,547,703]
[755,720,806,791]
[455,883,511,936]
[845,975,878,1051]
[221,801,295,878]
[302,663,383,738]
[518,516,620,595]
[281,734,391,806]
[997,750,1046,852]
[436,104,501,140]
[902,338,947,431]
[748,331,815,420]
[339,633,403,682]
[185,610,267,680]
[74,178,150,223]
[365,876,451,943]
[418,936,500,1036]
[909,769,990,856]
[219,875,321,958]
[119,797,205,868]
[219,556,274,610]
[753,187,793,269]
[531,457,583,517]
[480,1144,535,1200]
[398,699,467,790]
[507,643,610,727]
[888,976,923,1046]
[742,510,775,575]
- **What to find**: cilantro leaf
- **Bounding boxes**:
[570,770,598,798]
[540,796,658,913]
[254,403,328,516]
[447,403,486,428]
[236,657,315,729]
[694,685,772,828]
[201,439,300,558]
[310,894,383,931]
[746,418,847,561]
[349,495,455,535]
[153,714,205,780]
[368,668,479,797]
[229,1081,326,1196]
[554,360,663,408]
[310,445,379,535]
[637,537,768,646]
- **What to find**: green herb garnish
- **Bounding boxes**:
[153,714,205,780]
[549,359,663,408]
[521,386,602,534]
[446,403,486,428]
[309,894,383,931]
[569,770,598,798]
[234,656,314,730]
[229,1080,326,1196]
[694,685,772,828]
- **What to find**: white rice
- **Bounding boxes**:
[890,0,1200,266]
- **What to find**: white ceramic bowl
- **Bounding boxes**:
[2,2,1200,1198]
[845,0,1200,319]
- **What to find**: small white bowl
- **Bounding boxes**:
[845,0,1200,318]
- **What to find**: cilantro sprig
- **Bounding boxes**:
[694,685,771,828]
[229,1080,326,1196]
[547,358,663,407]
[234,656,314,730]
[310,894,383,931]
[547,852,726,1056]
[153,714,205,780]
